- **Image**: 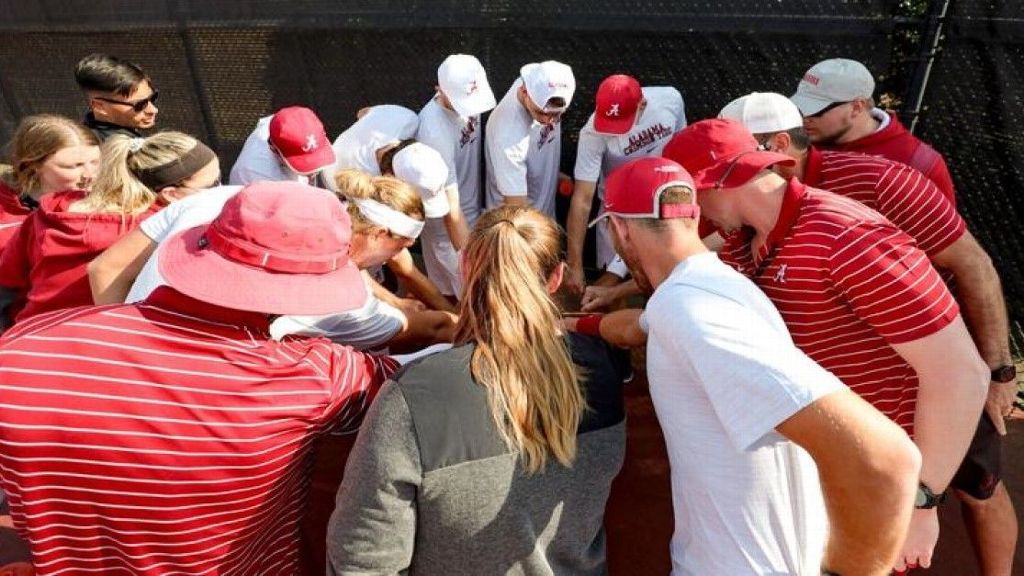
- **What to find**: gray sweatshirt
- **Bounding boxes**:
[327,333,630,575]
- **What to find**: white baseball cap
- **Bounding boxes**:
[392,142,450,218]
[438,54,496,118]
[791,58,875,116]
[719,92,803,134]
[520,61,576,113]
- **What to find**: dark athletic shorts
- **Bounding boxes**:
[950,413,1002,500]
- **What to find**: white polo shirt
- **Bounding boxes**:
[576,87,686,268]
[417,95,485,224]
[329,105,419,179]
[229,116,308,185]
[485,80,562,219]
[641,251,841,576]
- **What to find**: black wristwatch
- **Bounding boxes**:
[915,482,947,509]
[991,364,1017,383]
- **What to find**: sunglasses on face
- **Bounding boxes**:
[805,100,850,119]
[95,89,160,113]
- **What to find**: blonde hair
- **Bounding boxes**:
[73,131,200,214]
[6,114,99,195]
[455,206,584,473]
[334,169,424,234]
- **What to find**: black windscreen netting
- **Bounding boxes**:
[0,0,1019,354]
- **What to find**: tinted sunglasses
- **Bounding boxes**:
[95,89,160,113]
[805,100,850,119]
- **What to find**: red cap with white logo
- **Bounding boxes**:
[269,106,336,175]
[594,74,643,135]
[588,157,699,227]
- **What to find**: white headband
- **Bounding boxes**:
[351,197,424,239]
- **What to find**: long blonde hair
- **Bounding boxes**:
[455,206,584,473]
[334,169,424,234]
[6,114,99,196]
[73,131,200,214]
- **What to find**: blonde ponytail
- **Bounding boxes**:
[456,205,584,473]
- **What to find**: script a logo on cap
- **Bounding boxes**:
[302,134,318,152]
[466,80,479,95]
[802,72,821,86]
[606,103,620,117]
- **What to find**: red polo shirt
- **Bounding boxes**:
[719,179,959,433]
[0,190,159,324]
[0,287,399,576]
[803,147,965,257]
[821,111,956,205]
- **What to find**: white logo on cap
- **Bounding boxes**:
[606,103,620,117]
[654,165,679,173]
[302,134,318,152]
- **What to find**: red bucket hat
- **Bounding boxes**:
[159,181,366,315]
[662,118,795,191]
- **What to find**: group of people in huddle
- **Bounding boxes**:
[0,50,1016,576]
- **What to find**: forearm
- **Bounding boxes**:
[501,194,529,207]
[951,260,1011,368]
[392,266,456,313]
[565,181,596,269]
[442,188,470,251]
[599,309,647,348]
[88,260,135,304]
[388,310,458,353]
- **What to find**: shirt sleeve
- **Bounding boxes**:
[269,296,405,351]
[828,221,959,345]
[573,120,605,183]
[873,162,965,257]
[486,125,529,198]
[648,283,845,451]
[324,347,401,434]
[139,202,181,242]
[605,255,630,278]
[326,381,421,576]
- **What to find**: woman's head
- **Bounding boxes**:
[81,131,220,214]
[334,169,424,269]
[9,114,101,198]
[456,205,583,473]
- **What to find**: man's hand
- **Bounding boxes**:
[894,508,939,572]
[581,284,621,312]
[985,380,1018,435]
[564,263,586,296]
[395,298,427,314]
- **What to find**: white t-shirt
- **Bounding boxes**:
[641,252,842,576]
[576,87,686,268]
[329,105,419,180]
[417,95,485,225]
[228,116,308,186]
[484,80,562,219]
[127,186,404,350]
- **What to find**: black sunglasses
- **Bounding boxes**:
[805,100,850,119]
[95,89,160,113]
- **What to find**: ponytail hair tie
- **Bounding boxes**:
[127,137,146,153]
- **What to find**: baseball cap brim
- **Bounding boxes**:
[159,224,367,316]
[422,191,450,219]
[594,111,636,135]
[692,151,796,190]
[789,91,835,116]
[449,87,497,118]
[278,142,337,176]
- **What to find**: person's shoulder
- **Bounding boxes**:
[392,344,474,390]
[643,86,683,105]
[800,187,890,229]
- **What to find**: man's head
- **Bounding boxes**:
[791,58,875,145]
[593,74,647,135]
[158,181,366,316]
[662,119,794,233]
[268,106,335,176]
[517,61,576,126]
[718,92,810,175]
[75,53,158,130]
[589,157,699,293]
[436,54,496,118]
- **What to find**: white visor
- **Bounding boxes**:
[351,197,424,239]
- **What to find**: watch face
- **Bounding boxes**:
[992,365,1017,383]
[915,488,927,508]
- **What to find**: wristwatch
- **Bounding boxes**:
[991,364,1017,383]
[915,482,947,509]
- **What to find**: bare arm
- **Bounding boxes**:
[88,228,158,304]
[890,316,989,570]
[441,186,470,251]
[386,249,457,313]
[501,195,529,207]
[777,388,921,575]
[581,278,641,312]
[387,309,458,353]
[930,230,1014,433]
[565,179,598,295]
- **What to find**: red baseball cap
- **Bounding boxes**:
[268,106,336,175]
[594,74,643,135]
[159,181,366,315]
[661,118,795,190]
[589,157,699,227]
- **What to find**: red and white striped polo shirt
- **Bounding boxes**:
[803,147,965,257]
[0,287,399,576]
[719,179,959,433]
